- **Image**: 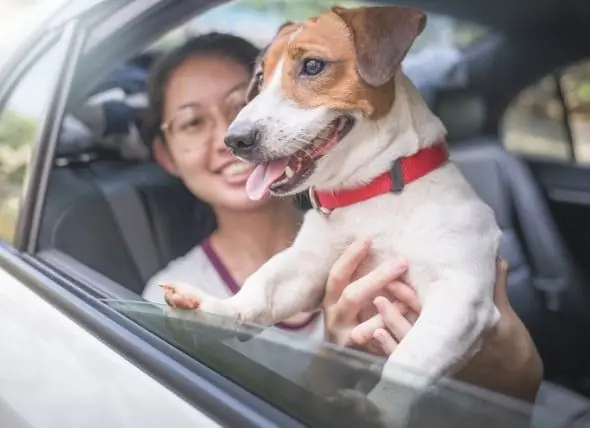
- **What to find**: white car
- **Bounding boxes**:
[1,0,590,427]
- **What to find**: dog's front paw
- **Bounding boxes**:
[160,282,205,310]
[326,389,389,428]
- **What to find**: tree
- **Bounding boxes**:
[0,109,37,149]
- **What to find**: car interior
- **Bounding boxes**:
[28,0,590,422]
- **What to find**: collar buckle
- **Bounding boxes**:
[389,158,405,193]
[308,187,332,216]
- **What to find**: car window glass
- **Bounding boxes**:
[105,299,566,428]
[562,60,590,162]
[148,0,489,58]
[502,59,590,164]
[0,41,65,243]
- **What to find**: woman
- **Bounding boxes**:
[142,32,542,401]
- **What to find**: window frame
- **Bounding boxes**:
[0,23,80,252]
[553,70,576,161]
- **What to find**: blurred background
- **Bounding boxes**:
[0,0,70,65]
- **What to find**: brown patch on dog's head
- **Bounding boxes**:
[250,6,426,119]
[246,21,301,102]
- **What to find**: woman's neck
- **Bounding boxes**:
[209,199,303,282]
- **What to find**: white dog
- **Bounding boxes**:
[164,5,502,424]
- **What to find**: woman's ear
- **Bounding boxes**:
[153,137,179,176]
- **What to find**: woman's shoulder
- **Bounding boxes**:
[142,244,220,303]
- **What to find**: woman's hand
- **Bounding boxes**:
[323,238,421,356]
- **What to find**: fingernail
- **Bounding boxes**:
[358,236,371,248]
[395,260,408,271]
[373,297,385,310]
[373,329,387,343]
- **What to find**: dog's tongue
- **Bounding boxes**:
[246,158,290,200]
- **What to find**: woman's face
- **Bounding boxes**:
[156,55,268,211]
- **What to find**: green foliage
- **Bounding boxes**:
[0,110,37,149]
[236,0,367,21]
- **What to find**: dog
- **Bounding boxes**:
[162,5,531,424]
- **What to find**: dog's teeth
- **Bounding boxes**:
[285,166,294,178]
[272,176,288,188]
[337,119,346,131]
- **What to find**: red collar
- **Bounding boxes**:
[309,141,449,213]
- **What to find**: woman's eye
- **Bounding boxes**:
[226,103,245,122]
[179,118,202,132]
[301,59,325,76]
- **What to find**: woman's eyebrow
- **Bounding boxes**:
[224,82,249,98]
[176,101,201,111]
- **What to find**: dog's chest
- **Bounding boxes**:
[317,165,500,294]
[328,194,429,276]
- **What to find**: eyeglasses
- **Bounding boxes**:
[160,96,246,150]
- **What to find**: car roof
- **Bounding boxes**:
[381,0,589,34]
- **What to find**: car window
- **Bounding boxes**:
[0,39,67,243]
[148,0,489,57]
[502,59,590,164]
[104,299,568,428]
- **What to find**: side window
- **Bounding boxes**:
[0,40,66,243]
[502,59,590,164]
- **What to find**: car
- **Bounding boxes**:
[1,0,590,426]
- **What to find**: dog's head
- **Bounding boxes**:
[225,6,427,199]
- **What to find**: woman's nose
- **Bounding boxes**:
[212,115,232,152]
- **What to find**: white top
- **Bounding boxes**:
[143,239,325,383]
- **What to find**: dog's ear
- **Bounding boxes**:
[331,6,426,87]
[246,21,299,102]
[276,20,296,34]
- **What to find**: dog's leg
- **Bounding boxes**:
[367,273,500,425]
[200,211,337,324]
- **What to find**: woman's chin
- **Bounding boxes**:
[216,185,272,210]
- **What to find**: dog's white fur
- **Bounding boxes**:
[174,56,504,422]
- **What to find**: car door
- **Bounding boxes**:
[0,16,221,428]
[501,60,590,280]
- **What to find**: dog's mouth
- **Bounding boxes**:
[245,116,355,199]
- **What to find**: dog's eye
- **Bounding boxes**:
[301,59,325,76]
[246,71,263,102]
[255,71,263,88]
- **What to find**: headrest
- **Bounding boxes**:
[56,64,151,165]
[432,87,487,142]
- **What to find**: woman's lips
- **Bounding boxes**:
[220,161,254,184]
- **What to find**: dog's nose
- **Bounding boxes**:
[224,123,258,156]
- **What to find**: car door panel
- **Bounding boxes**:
[0,256,220,428]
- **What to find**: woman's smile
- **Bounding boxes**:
[218,160,254,185]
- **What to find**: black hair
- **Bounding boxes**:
[146,32,260,145]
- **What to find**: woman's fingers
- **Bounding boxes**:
[373,328,399,355]
[386,280,422,314]
[374,296,413,341]
[348,314,385,347]
[324,237,372,306]
[493,257,510,306]
[335,259,408,323]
